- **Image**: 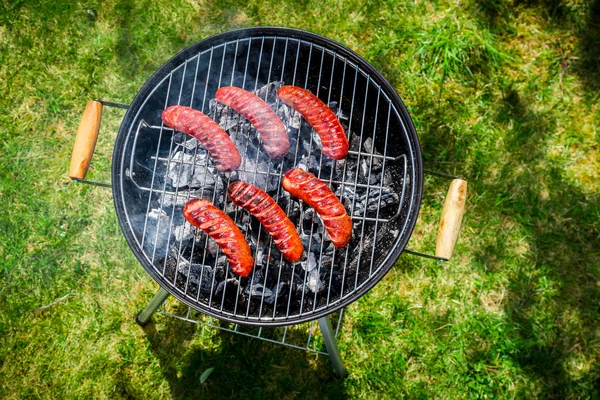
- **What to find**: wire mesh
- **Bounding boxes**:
[158,298,345,355]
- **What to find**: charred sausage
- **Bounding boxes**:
[183,198,254,277]
[216,86,290,159]
[281,168,352,248]
[228,181,303,263]
[277,86,349,160]
[162,105,241,172]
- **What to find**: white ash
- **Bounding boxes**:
[148,208,168,220]
[143,208,170,259]
[301,252,318,272]
[306,269,324,293]
[277,105,302,129]
[172,135,199,150]
[167,151,217,188]
[173,222,194,242]
[161,189,207,207]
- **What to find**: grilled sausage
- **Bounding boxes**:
[216,86,290,159]
[228,181,303,263]
[183,198,254,277]
[281,168,352,248]
[162,105,241,172]
[277,86,349,160]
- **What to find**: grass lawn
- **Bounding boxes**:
[1,0,599,398]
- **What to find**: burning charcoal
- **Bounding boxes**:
[328,101,348,122]
[230,212,252,232]
[368,172,381,185]
[292,272,305,292]
[217,111,242,131]
[173,222,194,242]
[311,131,322,150]
[360,159,370,180]
[245,283,273,298]
[339,158,359,182]
[334,159,347,179]
[349,133,362,152]
[190,229,221,256]
[277,192,301,220]
[306,269,324,293]
[177,261,213,293]
[363,137,383,171]
[254,81,283,104]
[166,151,194,188]
[143,209,170,257]
[214,256,228,279]
[301,139,314,156]
[264,282,286,305]
[277,105,302,129]
[365,188,400,214]
[319,254,333,270]
[234,160,278,192]
[182,137,199,150]
[301,208,325,237]
[300,252,317,272]
[215,278,238,295]
[254,249,266,266]
[161,189,206,207]
[300,231,324,253]
[167,151,216,188]
[172,133,199,151]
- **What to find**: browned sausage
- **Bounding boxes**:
[277,86,349,160]
[281,168,352,247]
[228,181,303,263]
[162,105,241,172]
[183,198,254,277]
[216,86,290,159]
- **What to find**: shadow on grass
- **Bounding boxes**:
[575,0,600,99]
[428,82,599,396]
[494,86,599,396]
[139,312,348,399]
[472,0,600,99]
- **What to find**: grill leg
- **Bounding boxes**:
[136,288,170,326]
[318,316,347,378]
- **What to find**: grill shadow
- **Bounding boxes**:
[141,304,349,398]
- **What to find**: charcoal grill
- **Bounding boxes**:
[68,27,467,377]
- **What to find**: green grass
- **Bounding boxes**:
[1,0,599,398]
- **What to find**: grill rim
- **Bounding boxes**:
[112,26,423,326]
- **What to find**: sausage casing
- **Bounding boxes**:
[183,198,254,277]
[216,87,290,159]
[228,181,303,263]
[281,168,352,248]
[277,86,349,160]
[162,105,241,172]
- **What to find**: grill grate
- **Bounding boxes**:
[159,300,345,355]
[114,31,421,325]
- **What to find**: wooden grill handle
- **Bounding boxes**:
[69,100,103,180]
[435,179,467,260]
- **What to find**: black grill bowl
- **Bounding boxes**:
[112,27,422,326]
